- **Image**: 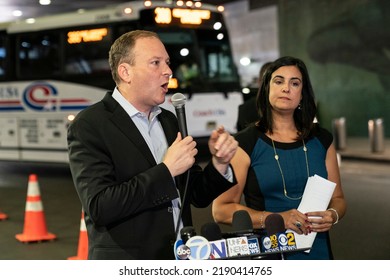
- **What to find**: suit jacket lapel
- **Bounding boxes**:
[103,92,188,213]
[158,110,177,146]
[103,92,157,166]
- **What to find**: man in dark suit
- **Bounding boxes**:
[236,62,272,131]
[67,30,238,260]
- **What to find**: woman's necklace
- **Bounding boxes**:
[271,138,310,200]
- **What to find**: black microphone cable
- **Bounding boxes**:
[174,170,190,240]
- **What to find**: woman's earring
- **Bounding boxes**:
[298,103,302,110]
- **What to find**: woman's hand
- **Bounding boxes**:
[280,209,311,235]
[305,210,336,233]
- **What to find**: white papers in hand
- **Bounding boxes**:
[288,174,336,252]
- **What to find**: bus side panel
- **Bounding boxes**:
[161,91,243,137]
[18,116,70,163]
[19,117,67,149]
[0,117,19,160]
[0,80,105,163]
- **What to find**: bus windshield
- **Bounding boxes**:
[9,26,240,93]
[160,29,240,94]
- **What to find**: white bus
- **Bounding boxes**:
[0,1,243,163]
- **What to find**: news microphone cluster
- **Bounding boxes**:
[173,211,300,260]
[260,213,297,258]
[174,224,261,260]
[174,211,263,260]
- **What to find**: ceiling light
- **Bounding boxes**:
[26,18,36,24]
[12,10,23,17]
[240,57,251,66]
[213,22,222,30]
[180,48,189,57]
[39,0,51,5]
[242,87,251,94]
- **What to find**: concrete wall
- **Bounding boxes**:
[278,0,390,137]
[224,0,279,87]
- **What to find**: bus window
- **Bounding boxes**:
[158,29,239,93]
[157,31,201,90]
[17,33,60,78]
[64,27,112,75]
[175,59,199,90]
[197,29,238,84]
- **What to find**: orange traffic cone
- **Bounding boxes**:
[15,174,56,243]
[0,210,8,220]
[68,210,88,260]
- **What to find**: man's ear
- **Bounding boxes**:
[118,63,131,83]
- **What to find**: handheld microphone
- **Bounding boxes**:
[171,93,191,249]
[262,213,297,259]
[175,226,212,260]
[201,222,223,241]
[201,222,228,259]
[173,239,188,260]
[265,213,285,236]
[231,210,261,257]
[232,210,261,257]
[232,209,254,234]
[225,210,255,258]
[185,235,211,260]
[180,226,196,243]
[174,226,196,260]
[261,213,284,259]
[171,93,188,138]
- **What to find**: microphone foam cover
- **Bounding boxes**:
[265,213,285,235]
[171,92,186,107]
[232,210,253,232]
[180,226,196,243]
[201,222,222,241]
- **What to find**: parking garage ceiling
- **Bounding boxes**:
[0,0,239,24]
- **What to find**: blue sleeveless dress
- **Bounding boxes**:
[235,124,334,260]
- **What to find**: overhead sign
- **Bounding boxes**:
[67,28,108,44]
[155,8,211,25]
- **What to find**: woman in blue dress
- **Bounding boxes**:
[212,56,347,259]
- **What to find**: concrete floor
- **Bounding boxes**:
[0,140,389,260]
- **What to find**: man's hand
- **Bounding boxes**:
[163,132,197,177]
[208,126,238,175]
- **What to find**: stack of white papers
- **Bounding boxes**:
[287,174,336,252]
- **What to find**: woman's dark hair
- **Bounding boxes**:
[256,56,317,139]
